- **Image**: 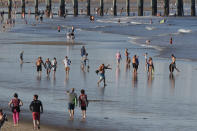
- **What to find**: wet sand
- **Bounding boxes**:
[2,115,90,131]
[16,41,84,46]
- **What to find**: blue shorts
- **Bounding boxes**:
[68,103,75,110]
[99,74,105,79]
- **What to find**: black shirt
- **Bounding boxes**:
[29,100,43,113]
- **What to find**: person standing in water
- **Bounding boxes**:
[36,57,44,76]
[29,94,43,130]
[169,54,180,73]
[170,37,173,44]
[44,58,52,76]
[71,26,75,36]
[132,55,138,73]
[57,25,61,32]
[116,51,122,65]
[19,51,24,64]
[66,88,78,119]
[125,48,129,63]
[147,57,154,75]
[51,57,57,76]
[8,93,23,126]
[97,64,112,86]
[79,89,88,119]
[63,56,71,76]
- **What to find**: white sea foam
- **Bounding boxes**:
[145,26,156,30]
[178,29,192,33]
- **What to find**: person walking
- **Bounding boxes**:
[116,51,122,65]
[79,89,88,119]
[36,57,44,76]
[44,58,52,76]
[63,56,71,77]
[66,88,78,119]
[29,94,43,130]
[8,93,23,126]
[96,64,112,86]
[147,57,154,75]
[51,57,57,76]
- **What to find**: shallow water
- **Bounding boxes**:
[1,12,197,131]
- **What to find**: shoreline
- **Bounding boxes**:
[14,41,84,46]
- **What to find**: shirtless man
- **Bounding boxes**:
[36,57,44,76]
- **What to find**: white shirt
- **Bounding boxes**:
[63,59,70,67]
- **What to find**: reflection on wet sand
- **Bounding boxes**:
[115,66,120,85]
[169,73,175,89]
[147,73,154,88]
[132,72,138,88]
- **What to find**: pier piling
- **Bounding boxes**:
[8,0,12,19]
[113,0,117,16]
[87,0,90,16]
[191,0,195,16]
[60,0,65,16]
[100,0,104,16]
[73,0,78,16]
[46,0,52,17]
[35,0,38,15]
[151,0,157,16]
[164,0,169,16]
[126,0,130,16]
[177,0,184,16]
[138,0,143,16]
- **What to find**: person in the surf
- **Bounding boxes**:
[96,64,112,87]
[169,54,180,73]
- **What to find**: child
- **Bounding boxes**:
[79,89,88,119]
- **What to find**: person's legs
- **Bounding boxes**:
[13,112,16,126]
[16,112,19,125]
[32,112,37,129]
[104,77,106,86]
[68,109,72,118]
[97,77,104,86]
[82,110,86,119]
[71,109,74,118]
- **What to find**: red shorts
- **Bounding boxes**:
[32,112,40,120]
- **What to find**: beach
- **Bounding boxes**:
[1,1,197,130]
